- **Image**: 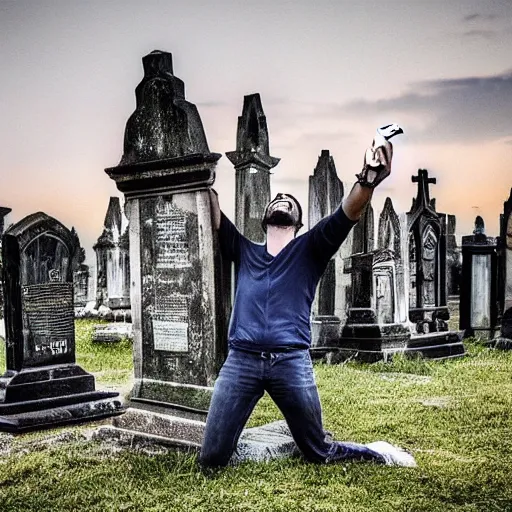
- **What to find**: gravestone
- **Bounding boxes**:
[226,93,280,243]
[339,198,411,361]
[494,188,512,348]
[0,212,123,432]
[459,216,498,340]
[405,170,464,358]
[94,197,131,316]
[105,50,229,424]
[308,150,345,349]
[444,214,461,297]
[70,227,90,311]
[407,169,449,333]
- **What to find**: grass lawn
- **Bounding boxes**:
[0,320,512,511]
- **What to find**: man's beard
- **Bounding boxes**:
[264,209,296,228]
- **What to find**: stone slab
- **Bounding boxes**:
[0,395,124,433]
[92,322,133,343]
[314,331,465,362]
[103,409,299,464]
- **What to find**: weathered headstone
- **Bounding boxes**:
[70,227,90,311]
[339,198,411,361]
[407,169,448,333]
[0,207,12,340]
[93,197,130,316]
[0,212,123,432]
[444,214,461,297]
[105,50,229,425]
[459,216,499,340]
[494,188,512,348]
[226,93,279,243]
[404,170,464,358]
[308,150,345,349]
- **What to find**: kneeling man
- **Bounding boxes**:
[200,126,415,468]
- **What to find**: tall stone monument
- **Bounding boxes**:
[407,169,449,333]
[495,188,512,348]
[0,213,123,432]
[226,93,279,243]
[308,150,345,349]
[94,197,130,314]
[105,50,229,423]
[459,216,499,340]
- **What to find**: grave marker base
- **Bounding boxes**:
[0,363,124,433]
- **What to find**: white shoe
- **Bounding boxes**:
[366,441,417,467]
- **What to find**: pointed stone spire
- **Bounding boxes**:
[308,150,344,229]
[94,197,122,249]
[226,93,280,242]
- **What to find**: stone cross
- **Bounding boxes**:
[407,169,449,333]
[411,169,436,212]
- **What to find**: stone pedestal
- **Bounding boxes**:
[105,51,229,425]
[0,213,123,433]
[460,217,499,340]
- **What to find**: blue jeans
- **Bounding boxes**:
[199,348,385,467]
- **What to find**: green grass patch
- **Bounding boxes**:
[74,319,133,389]
[1,331,512,510]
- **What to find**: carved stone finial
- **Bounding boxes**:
[120,50,210,165]
[474,215,485,235]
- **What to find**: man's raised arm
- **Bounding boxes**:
[343,123,404,221]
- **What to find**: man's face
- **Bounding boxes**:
[262,193,303,232]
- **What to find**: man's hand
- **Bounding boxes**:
[343,124,403,221]
[356,124,403,189]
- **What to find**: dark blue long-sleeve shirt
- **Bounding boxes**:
[219,205,356,352]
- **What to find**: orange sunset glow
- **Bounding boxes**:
[1,0,511,264]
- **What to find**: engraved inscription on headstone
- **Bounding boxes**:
[152,293,190,352]
[23,282,74,360]
[155,199,191,269]
[0,212,123,432]
[422,226,438,308]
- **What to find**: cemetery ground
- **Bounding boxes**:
[0,321,511,511]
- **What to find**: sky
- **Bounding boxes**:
[1,0,512,265]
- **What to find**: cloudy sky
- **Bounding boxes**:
[1,0,511,264]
